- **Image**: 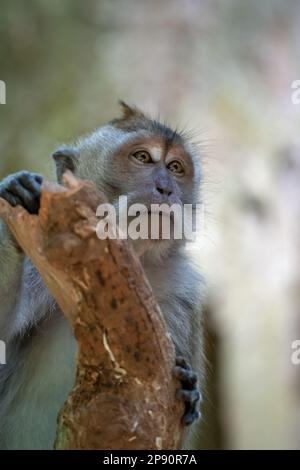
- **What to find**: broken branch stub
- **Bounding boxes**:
[0,172,185,450]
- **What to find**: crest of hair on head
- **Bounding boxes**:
[118,100,146,120]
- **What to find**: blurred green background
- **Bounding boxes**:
[1,0,300,449]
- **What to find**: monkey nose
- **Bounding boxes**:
[156,185,173,197]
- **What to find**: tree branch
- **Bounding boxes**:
[0,172,184,450]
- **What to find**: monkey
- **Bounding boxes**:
[0,102,205,450]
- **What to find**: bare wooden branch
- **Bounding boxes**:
[0,172,184,450]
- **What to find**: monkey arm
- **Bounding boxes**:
[0,220,24,340]
[0,170,44,339]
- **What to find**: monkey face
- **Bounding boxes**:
[104,132,201,256]
[52,103,202,257]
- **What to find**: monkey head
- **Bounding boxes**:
[52,102,202,260]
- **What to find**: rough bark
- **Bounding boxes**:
[0,172,184,450]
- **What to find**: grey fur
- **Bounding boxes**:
[0,106,205,449]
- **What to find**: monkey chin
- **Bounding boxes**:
[131,212,186,263]
[132,237,183,265]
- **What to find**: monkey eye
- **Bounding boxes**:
[131,150,153,164]
[167,160,185,176]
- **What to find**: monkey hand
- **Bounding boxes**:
[173,356,201,426]
[0,171,43,215]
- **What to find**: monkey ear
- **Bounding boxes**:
[118,100,146,120]
[52,147,79,182]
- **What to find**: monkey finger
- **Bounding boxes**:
[0,189,23,208]
[175,356,191,370]
[33,173,43,184]
[182,410,200,426]
[173,366,198,387]
[19,172,43,195]
[6,182,39,214]
[177,388,201,405]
